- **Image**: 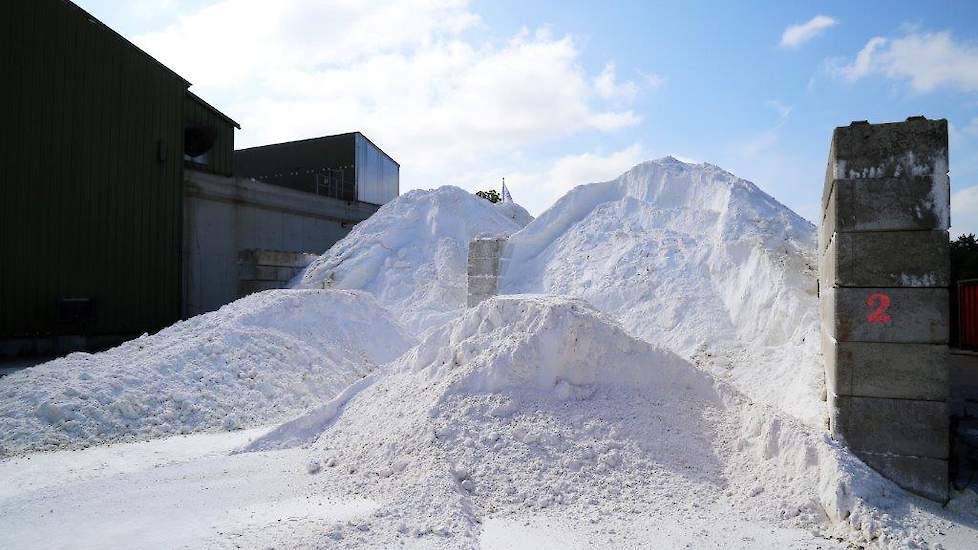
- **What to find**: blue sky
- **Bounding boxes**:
[77,0,978,235]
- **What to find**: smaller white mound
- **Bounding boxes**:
[297,186,530,336]
[246,296,735,546]
[246,296,939,549]
[0,289,415,456]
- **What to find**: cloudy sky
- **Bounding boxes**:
[78,0,978,236]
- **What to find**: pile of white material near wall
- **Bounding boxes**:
[242,296,930,549]
[0,289,415,456]
[500,157,821,425]
[297,186,532,336]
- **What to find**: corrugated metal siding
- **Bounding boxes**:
[1,0,186,338]
[354,133,399,205]
[961,280,978,351]
[183,93,235,176]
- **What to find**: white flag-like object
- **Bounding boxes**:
[501,179,513,203]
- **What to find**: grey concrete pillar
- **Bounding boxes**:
[819,117,951,501]
[467,237,507,307]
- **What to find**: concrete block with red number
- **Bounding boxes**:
[818,117,951,503]
[820,286,949,344]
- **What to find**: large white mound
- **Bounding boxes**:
[501,157,821,424]
[0,289,415,456]
[297,186,532,336]
[243,296,919,548]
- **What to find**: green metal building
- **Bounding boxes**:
[1,0,238,353]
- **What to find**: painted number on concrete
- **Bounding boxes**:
[866,292,892,325]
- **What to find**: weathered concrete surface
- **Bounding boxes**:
[828,394,949,459]
[823,330,948,401]
[822,118,949,212]
[467,237,507,308]
[819,117,951,502]
[238,249,319,269]
[467,257,499,277]
[237,249,318,298]
[821,286,949,343]
[858,452,949,502]
[819,176,950,251]
[183,170,378,316]
[820,230,949,288]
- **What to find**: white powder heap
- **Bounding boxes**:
[500,157,822,425]
[241,296,940,549]
[298,186,532,336]
[0,289,415,456]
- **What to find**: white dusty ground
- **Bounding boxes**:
[0,426,848,549]
[2,158,978,549]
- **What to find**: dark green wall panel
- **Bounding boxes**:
[184,93,236,176]
[1,0,187,338]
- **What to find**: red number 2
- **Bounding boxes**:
[866,292,892,325]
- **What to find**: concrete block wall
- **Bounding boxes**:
[819,117,951,502]
[467,237,507,307]
[237,249,319,297]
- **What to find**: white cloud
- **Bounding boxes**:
[134,0,641,188]
[835,31,978,92]
[780,15,837,48]
[836,36,888,81]
[543,144,645,192]
[952,185,978,238]
[594,63,639,102]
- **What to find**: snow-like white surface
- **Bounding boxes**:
[297,186,531,335]
[3,159,976,549]
[0,289,414,456]
[238,295,970,548]
[500,157,821,424]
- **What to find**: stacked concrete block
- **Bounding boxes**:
[238,249,318,296]
[467,237,507,307]
[819,117,951,502]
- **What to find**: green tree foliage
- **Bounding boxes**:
[476,189,501,203]
[952,233,978,281]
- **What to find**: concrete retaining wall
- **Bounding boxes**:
[467,237,507,307]
[183,170,378,316]
[819,117,951,502]
[237,249,319,297]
